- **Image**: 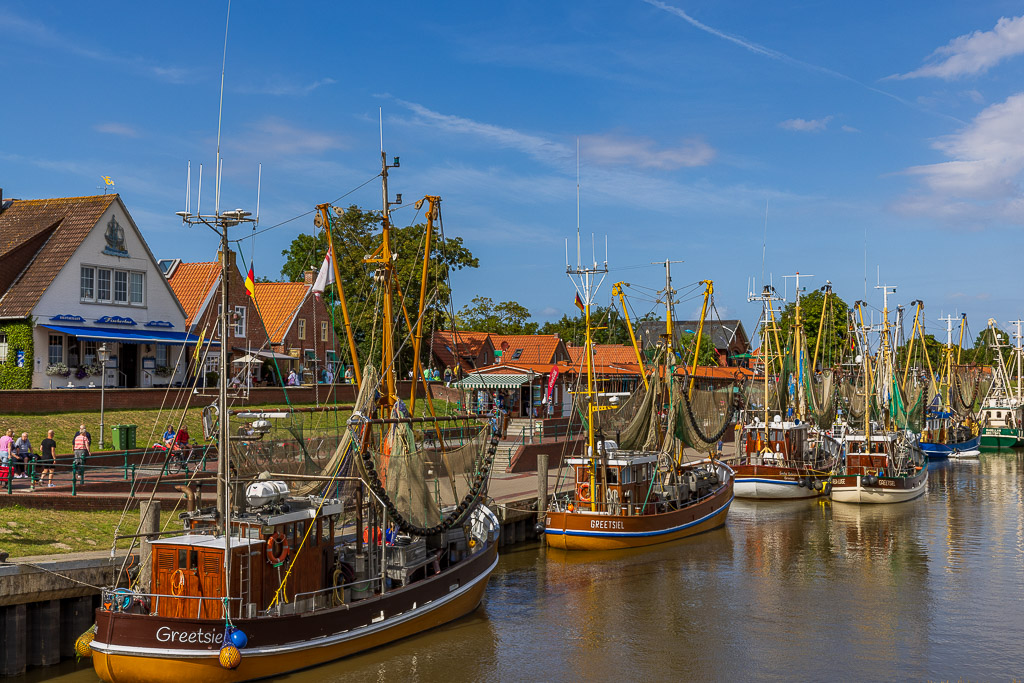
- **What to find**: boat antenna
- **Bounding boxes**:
[380,107,384,153]
[761,199,768,289]
[576,137,581,269]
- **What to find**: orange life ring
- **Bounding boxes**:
[577,482,591,502]
[170,569,186,596]
[265,531,290,565]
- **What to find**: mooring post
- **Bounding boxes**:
[536,453,548,528]
[136,500,161,593]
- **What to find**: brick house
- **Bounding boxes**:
[254,271,340,384]
[637,319,751,367]
[164,250,269,385]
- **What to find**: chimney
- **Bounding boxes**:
[304,270,316,285]
[218,249,236,270]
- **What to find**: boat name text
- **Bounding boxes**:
[590,519,625,530]
[155,627,221,644]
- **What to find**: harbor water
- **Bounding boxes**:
[27,453,1024,682]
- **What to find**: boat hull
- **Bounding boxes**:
[828,468,928,504]
[733,466,826,500]
[544,479,733,551]
[980,428,1023,449]
[91,543,498,683]
[919,436,980,461]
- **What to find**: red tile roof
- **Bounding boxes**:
[253,281,309,343]
[433,330,493,369]
[0,194,118,318]
[167,262,220,328]
[488,334,564,366]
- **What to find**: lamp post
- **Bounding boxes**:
[98,343,108,449]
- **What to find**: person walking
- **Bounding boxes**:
[75,424,92,449]
[13,432,33,480]
[39,430,56,488]
[72,428,90,486]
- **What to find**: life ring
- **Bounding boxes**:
[577,482,591,502]
[265,531,290,566]
[170,569,186,596]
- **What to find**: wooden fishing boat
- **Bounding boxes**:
[829,430,927,504]
[89,134,500,680]
[918,314,982,460]
[733,280,841,500]
[544,259,733,551]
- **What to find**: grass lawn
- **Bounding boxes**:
[0,396,460,454]
[0,504,141,558]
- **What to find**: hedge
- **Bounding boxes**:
[0,319,33,389]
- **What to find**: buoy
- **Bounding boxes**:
[229,628,248,649]
[796,479,805,488]
[219,644,242,669]
[75,626,96,659]
[813,480,823,492]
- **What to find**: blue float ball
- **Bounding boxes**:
[229,628,248,649]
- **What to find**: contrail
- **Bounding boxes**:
[641,0,964,124]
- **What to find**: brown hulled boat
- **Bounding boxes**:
[89,149,500,680]
[544,264,733,551]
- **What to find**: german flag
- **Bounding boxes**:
[574,292,585,312]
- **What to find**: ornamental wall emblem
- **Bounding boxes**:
[103,215,129,257]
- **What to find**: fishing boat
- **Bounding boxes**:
[87,137,500,680]
[543,257,733,551]
[918,314,981,460]
[830,288,928,504]
[734,279,841,500]
[978,319,1024,449]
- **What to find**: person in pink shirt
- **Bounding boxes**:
[0,428,13,467]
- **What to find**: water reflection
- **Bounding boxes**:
[32,452,1024,682]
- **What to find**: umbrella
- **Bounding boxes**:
[232,354,262,364]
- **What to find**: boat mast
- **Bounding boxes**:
[365,151,402,409]
[748,284,782,439]
[939,314,956,410]
[782,272,813,419]
[1014,319,1024,402]
[875,285,896,429]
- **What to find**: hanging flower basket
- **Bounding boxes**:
[45,362,71,377]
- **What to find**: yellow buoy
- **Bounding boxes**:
[75,626,96,659]
[219,644,242,669]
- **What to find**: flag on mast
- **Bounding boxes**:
[244,265,256,298]
[574,292,585,312]
[312,244,335,298]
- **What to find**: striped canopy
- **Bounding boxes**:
[454,373,534,389]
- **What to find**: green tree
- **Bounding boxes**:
[778,289,851,368]
[279,205,478,370]
[457,297,538,335]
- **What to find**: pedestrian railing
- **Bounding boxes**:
[2,444,216,496]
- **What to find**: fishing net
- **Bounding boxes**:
[380,418,442,529]
[808,369,836,428]
[611,367,664,451]
[674,375,738,450]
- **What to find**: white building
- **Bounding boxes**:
[0,193,200,389]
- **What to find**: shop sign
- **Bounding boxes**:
[145,320,175,328]
[96,315,137,326]
[49,314,86,323]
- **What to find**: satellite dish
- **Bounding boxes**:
[855,354,863,363]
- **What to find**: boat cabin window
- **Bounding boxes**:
[770,429,784,442]
[997,411,1002,418]
[295,521,306,544]
[607,468,619,485]
[623,467,632,484]
[177,548,198,570]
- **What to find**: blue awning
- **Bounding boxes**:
[41,324,216,346]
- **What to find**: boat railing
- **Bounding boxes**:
[281,576,384,616]
[100,587,243,619]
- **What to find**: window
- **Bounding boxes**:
[48,335,64,365]
[97,269,111,301]
[297,319,306,340]
[114,271,128,303]
[0,334,7,364]
[155,344,168,366]
[83,341,97,365]
[129,272,144,304]
[511,349,523,360]
[320,321,328,342]
[67,338,80,367]
[234,306,246,338]
[80,267,95,300]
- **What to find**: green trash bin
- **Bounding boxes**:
[126,424,137,450]
[111,425,128,450]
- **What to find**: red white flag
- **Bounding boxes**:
[545,365,559,403]
[312,244,335,298]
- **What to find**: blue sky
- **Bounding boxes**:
[4,1,1024,345]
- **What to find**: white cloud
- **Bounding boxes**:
[235,78,337,97]
[94,122,140,138]
[393,100,715,170]
[892,15,1024,80]
[841,125,861,133]
[779,116,833,132]
[581,134,715,169]
[227,117,347,158]
[897,93,1024,222]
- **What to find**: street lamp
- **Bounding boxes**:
[98,343,109,449]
